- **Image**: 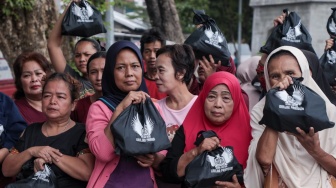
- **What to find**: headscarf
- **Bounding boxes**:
[301,49,336,105]
[99,41,148,111]
[236,56,261,111]
[244,46,336,187]
[183,71,252,168]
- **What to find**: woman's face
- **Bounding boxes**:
[155,53,183,93]
[42,80,76,121]
[204,84,234,126]
[88,57,105,92]
[20,61,46,97]
[268,54,302,87]
[75,41,97,75]
[114,49,142,92]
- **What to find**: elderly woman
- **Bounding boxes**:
[3,73,94,188]
[160,71,252,188]
[86,41,165,188]
[13,51,52,125]
[245,46,336,187]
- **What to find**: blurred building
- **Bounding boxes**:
[250,0,335,57]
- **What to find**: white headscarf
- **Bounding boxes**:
[244,46,336,188]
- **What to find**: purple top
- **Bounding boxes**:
[104,157,153,188]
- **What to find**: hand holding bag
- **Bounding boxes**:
[185,130,244,188]
[6,164,57,188]
[260,9,315,54]
[259,77,334,133]
[184,10,231,66]
[111,98,171,156]
[61,0,107,37]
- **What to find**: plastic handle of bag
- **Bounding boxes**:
[194,130,218,146]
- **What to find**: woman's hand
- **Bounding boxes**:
[29,146,63,164]
[273,13,286,26]
[33,158,46,173]
[215,174,242,188]
[135,154,155,167]
[196,137,221,155]
[116,91,150,111]
[325,38,334,51]
[199,55,221,79]
[294,127,321,156]
[271,75,293,90]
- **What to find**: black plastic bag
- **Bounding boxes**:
[184,10,231,66]
[327,8,336,37]
[6,165,57,188]
[260,9,315,55]
[111,98,171,156]
[319,40,336,86]
[259,77,334,134]
[61,0,107,37]
[185,131,243,188]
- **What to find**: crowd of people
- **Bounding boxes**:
[2,1,336,188]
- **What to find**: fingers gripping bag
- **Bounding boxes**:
[259,77,334,134]
[184,10,231,66]
[185,130,244,188]
[260,9,316,55]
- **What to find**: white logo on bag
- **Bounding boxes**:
[282,20,302,43]
[275,84,304,111]
[72,1,94,22]
[32,166,51,182]
[0,125,4,136]
[132,114,155,142]
[204,28,224,49]
[327,50,336,64]
[207,147,234,173]
[328,18,336,34]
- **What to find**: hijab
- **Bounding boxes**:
[301,49,336,105]
[99,41,148,111]
[236,56,261,111]
[183,71,252,168]
[244,46,336,187]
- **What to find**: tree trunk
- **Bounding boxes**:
[145,0,184,43]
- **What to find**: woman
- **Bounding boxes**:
[3,73,94,188]
[155,44,198,142]
[86,41,165,188]
[236,56,261,111]
[245,46,336,187]
[47,0,101,98]
[160,71,252,188]
[13,51,52,125]
[71,51,106,124]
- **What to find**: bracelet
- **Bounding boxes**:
[9,148,19,154]
[76,148,91,157]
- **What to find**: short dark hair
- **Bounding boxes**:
[87,51,107,74]
[140,28,165,54]
[13,51,52,99]
[75,38,101,52]
[156,44,195,85]
[42,73,81,102]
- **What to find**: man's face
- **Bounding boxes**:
[142,41,162,70]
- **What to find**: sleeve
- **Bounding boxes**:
[1,96,27,149]
[86,101,116,162]
[160,125,186,183]
[64,64,82,81]
[75,128,89,153]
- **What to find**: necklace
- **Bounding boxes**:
[44,118,71,137]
